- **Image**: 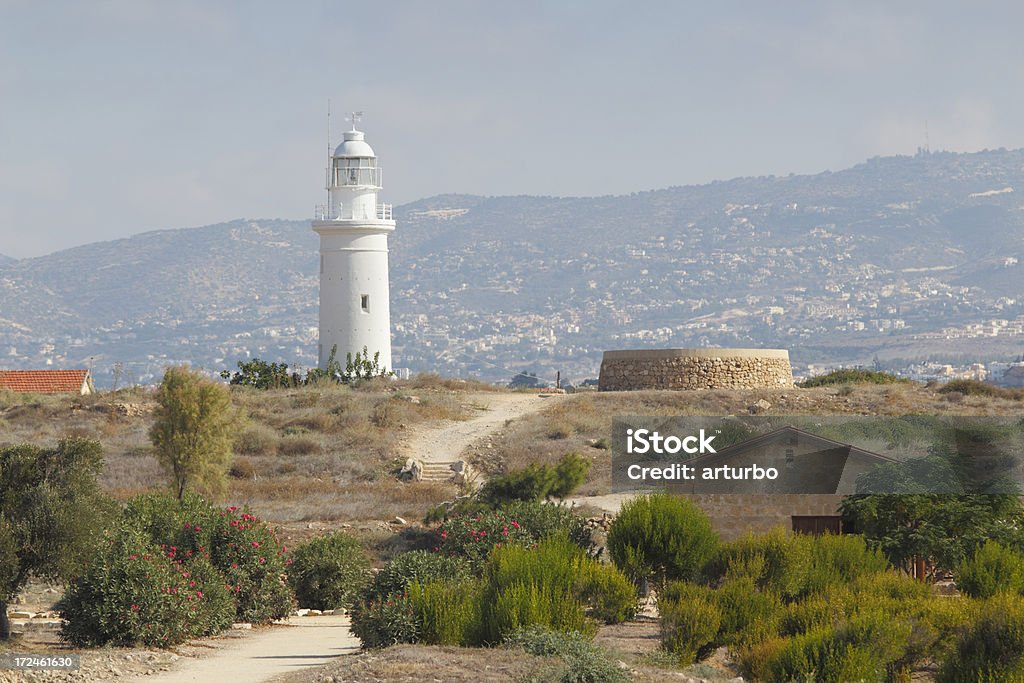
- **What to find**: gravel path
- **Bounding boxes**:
[124,616,358,683]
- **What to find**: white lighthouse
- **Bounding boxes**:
[312,114,394,372]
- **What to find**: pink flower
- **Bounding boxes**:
[131,604,139,611]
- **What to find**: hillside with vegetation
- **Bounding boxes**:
[3,149,1024,386]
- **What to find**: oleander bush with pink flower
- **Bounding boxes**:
[58,527,235,648]
[60,493,294,646]
[433,500,590,567]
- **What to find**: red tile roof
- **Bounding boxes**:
[0,369,92,394]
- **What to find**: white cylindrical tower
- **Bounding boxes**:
[312,119,395,372]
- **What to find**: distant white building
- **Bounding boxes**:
[312,115,395,371]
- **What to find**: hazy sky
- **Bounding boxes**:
[3,1,1024,258]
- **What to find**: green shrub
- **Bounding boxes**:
[737,636,788,682]
[607,494,718,587]
[435,500,590,567]
[938,593,1024,682]
[708,529,888,600]
[849,570,929,601]
[657,583,721,665]
[576,561,637,624]
[479,538,617,643]
[483,579,591,645]
[122,491,218,557]
[370,550,473,600]
[956,540,1024,599]
[208,505,294,623]
[408,579,482,645]
[289,531,370,610]
[939,379,1022,399]
[712,577,783,647]
[124,494,294,624]
[506,627,627,683]
[479,453,591,505]
[708,529,809,598]
[767,609,914,683]
[349,592,420,648]
[59,528,235,648]
[778,594,835,637]
[805,533,889,594]
[799,369,909,387]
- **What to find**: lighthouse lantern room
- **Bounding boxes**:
[313,113,395,372]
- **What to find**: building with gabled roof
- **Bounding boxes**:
[0,369,95,395]
[671,425,898,538]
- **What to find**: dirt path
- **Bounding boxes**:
[125,615,358,683]
[402,392,561,464]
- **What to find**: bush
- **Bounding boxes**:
[123,494,294,624]
[939,379,1022,399]
[657,582,721,665]
[122,491,218,557]
[289,532,371,610]
[478,538,628,644]
[349,592,420,648]
[712,577,783,647]
[768,613,912,683]
[233,424,279,456]
[737,636,788,682]
[506,627,627,683]
[59,528,235,648]
[479,540,592,644]
[956,540,1024,599]
[607,494,719,588]
[708,529,888,600]
[434,501,590,567]
[576,561,637,624]
[369,550,473,600]
[938,594,1024,682]
[408,579,482,645]
[799,369,909,387]
[208,506,294,623]
[479,453,591,505]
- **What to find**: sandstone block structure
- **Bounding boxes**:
[598,348,793,391]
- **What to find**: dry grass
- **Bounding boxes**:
[0,382,479,527]
[477,383,1024,496]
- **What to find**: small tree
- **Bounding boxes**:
[219,358,299,389]
[342,346,392,383]
[304,345,391,385]
[0,439,115,639]
[150,366,237,500]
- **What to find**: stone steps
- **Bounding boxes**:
[419,461,458,482]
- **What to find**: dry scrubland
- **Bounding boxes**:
[473,382,1024,498]
[3,377,1024,682]
[0,375,499,537]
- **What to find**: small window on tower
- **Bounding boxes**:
[361,295,369,312]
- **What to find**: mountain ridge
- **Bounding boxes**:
[2,148,1024,386]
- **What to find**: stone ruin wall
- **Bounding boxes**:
[598,348,794,391]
